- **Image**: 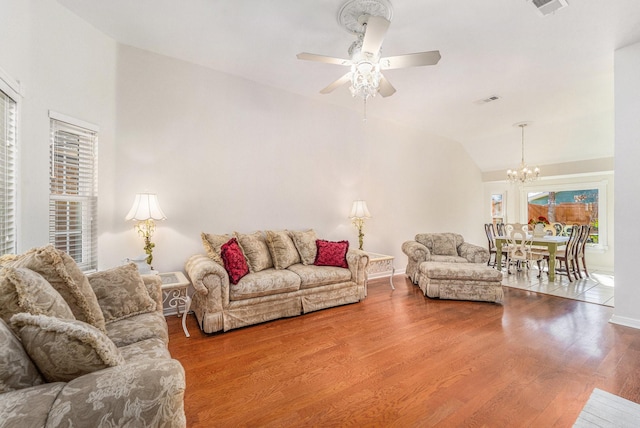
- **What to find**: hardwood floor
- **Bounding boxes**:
[166,275,640,427]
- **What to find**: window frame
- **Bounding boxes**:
[49,111,99,272]
[519,179,608,252]
[0,67,21,255]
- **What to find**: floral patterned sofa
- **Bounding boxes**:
[0,245,186,427]
[401,232,490,284]
[185,229,369,333]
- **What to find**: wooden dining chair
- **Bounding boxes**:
[574,224,591,279]
[484,223,497,267]
[549,225,580,281]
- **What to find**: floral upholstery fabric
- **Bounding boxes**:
[118,337,171,362]
[403,233,490,284]
[0,319,43,393]
[88,263,157,323]
[201,232,233,266]
[5,245,106,332]
[0,382,65,428]
[0,266,75,327]
[10,313,124,383]
[235,231,273,273]
[418,262,503,303]
[287,264,351,290]
[230,268,301,301]
[266,230,301,269]
[105,311,169,347]
[47,358,186,428]
[289,229,318,265]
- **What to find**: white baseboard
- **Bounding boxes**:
[609,315,640,330]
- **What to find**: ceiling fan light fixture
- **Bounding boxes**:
[350,61,380,99]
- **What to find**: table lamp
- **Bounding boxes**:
[349,200,371,251]
[125,193,167,268]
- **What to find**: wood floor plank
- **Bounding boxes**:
[167,274,640,427]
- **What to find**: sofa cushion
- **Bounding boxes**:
[266,230,301,269]
[235,231,273,273]
[287,264,352,290]
[118,337,171,362]
[0,382,66,428]
[5,245,106,332]
[220,238,250,284]
[230,268,301,300]
[201,232,233,266]
[430,255,469,264]
[106,311,169,347]
[314,240,349,268]
[0,266,75,327]
[10,313,124,383]
[289,229,318,265]
[88,263,157,323]
[0,318,44,393]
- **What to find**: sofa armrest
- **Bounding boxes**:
[458,242,490,264]
[346,249,369,286]
[401,240,430,263]
[140,274,163,312]
[48,358,186,427]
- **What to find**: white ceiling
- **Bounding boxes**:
[56,0,640,172]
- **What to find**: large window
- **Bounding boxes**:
[522,180,607,251]
[49,112,98,271]
[0,78,18,255]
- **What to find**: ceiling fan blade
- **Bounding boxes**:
[320,73,352,94]
[380,51,442,70]
[378,75,396,97]
[297,52,351,66]
[361,16,390,55]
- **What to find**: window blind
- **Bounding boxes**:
[49,118,98,271]
[0,89,17,255]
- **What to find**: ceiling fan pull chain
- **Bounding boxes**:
[363,97,367,122]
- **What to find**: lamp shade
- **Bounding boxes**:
[125,193,167,221]
[349,200,371,219]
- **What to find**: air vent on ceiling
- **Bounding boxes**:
[474,95,501,105]
[531,0,568,16]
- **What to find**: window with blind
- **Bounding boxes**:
[0,89,17,255]
[49,114,98,271]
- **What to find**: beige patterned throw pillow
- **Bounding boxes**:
[289,229,318,266]
[0,318,44,393]
[265,230,301,270]
[88,263,157,323]
[10,313,124,383]
[0,267,75,327]
[235,231,273,273]
[201,232,233,265]
[6,245,106,332]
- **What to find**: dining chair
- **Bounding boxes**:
[504,224,545,277]
[549,225,580,281]
[485,223,508,269]
[543,224,556,236]
[552,222,564,236]
[496,222,506,237]
[574,224,591,279]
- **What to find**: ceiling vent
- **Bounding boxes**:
[474,95,501,105]
[531,0,569,16]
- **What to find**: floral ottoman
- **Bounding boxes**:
[417,262,504,303]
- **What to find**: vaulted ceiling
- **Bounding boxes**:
[57,0,640,172]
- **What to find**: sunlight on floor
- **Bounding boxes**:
[502,268,614,307]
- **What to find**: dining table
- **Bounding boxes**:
[495,235,570,281]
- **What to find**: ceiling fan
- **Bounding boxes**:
[297,0,441,101]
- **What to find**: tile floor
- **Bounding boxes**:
[502,266,614,307]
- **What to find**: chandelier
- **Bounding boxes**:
[507,122,540,184]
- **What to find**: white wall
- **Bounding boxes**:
[611,40,640,328]
[0,0,117,253]
[106,45,485,272]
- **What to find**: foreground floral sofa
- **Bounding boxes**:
[185,229,369,333]
[402,232,490,284]
[0,245,186,427]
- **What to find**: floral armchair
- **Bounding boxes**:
[402,232,490,284]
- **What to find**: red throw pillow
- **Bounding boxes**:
[220,238,249,284]
[314,239,349,268]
